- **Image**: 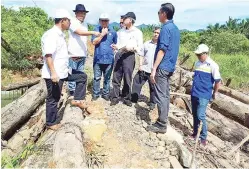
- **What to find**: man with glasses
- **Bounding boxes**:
[68,4,100,96]
[91,13,117,101]
[146,3,180,134]
[131,27,160,110]
[111,12,143,107]
[191,44,221,146]
[41,9,90,130]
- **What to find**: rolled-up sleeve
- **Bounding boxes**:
[212,63,221,82]
[158,27,170,52]
[91,27,99,42]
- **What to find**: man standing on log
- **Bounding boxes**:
[110,12,143,107]
[91,13,117,101]
[131,27,160,110]
[68,4,100,96]
[146,3,180,134]
[191,44,221,146]
[41,9,90,130]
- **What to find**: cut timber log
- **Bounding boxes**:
[2,92,68,158]
[1,104,46,157]
[219,86,249,104]
[1,78,41,91]
[1,80,47,140]
[206,107,249,144]
[211,93,249,127]
[53,104,86,168]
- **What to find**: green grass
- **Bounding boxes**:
[179,46,249,90]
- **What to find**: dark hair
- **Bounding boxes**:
[154,26,161,31]
[160,3,175,20]
[132,19,135,24]
[54,18,63,24]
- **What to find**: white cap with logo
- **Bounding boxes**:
[55,9,72,19]
[99,13,110,20]
[194,44,209,54]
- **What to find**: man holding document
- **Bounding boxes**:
[110,12,143,107]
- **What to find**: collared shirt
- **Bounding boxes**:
[116,26,143,56]
[41,25,69,79]
[154,20,180,73]
[91,26,117,64]
[191,57,221,100]
[68,17,88,57]
[141,40,157,73]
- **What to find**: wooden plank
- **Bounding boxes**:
[169,156,183,169]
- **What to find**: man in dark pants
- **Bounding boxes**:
[146,3,180,134]
[110,12,143,107]
[131,27,160,110]
[41,9,90,130]
[91,13,117,101]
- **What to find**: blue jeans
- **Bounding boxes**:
[93,63,113,97]
[191,96,209,140]
[68,57,86,92]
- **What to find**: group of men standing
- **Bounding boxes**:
[41,2,221,147]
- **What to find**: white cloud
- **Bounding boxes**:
[2,0,249,30]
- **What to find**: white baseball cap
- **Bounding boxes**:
[194,44,209,54]
[99,13,110,20]
[55,9,72,19]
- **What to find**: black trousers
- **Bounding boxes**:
[45,70,87,126]
[112,51,135,101]
[131,70,156,104]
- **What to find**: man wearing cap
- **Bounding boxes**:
[110,12,143,107]
[191,44,221,146]
[91,13,117,101]
[41,9,90,130]
[146,3,180,133]
[68,4,100,96]
[131,27,160,110]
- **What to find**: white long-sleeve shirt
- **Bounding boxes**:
[116,26,143,56]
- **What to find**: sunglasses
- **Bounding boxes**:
[196,53,204,56]
[120,22,123,24]
[101,20,109,22]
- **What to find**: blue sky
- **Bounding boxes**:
[2,0,249,31]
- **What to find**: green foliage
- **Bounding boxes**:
[1,6,53,71]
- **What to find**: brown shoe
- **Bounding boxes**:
[47,124,61,131]
[71,100,89,109]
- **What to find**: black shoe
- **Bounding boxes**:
[123,100,132,107]
[92,96,99,101]
[110,99,119,106]
[102,95,110,101]
[146,122,167,134]
[69,91,74,97]
[148,103,156,110]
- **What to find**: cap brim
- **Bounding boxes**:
[100,18,109,20]
[73,10,89,13]
[194,50,202,54]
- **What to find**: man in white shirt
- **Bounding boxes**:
[41,9,90,130]
[68,4,100,96]
[110,12,143,107]
[131,27,160,110]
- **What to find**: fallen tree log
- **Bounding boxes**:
[218,86,249,105]
[1,78,41,91]
[206,107,249,144]
[53,104,86,168]
[1,80,47,140]
[1,104,46,157]
[211,93,249,127]
[1,92,68,158]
